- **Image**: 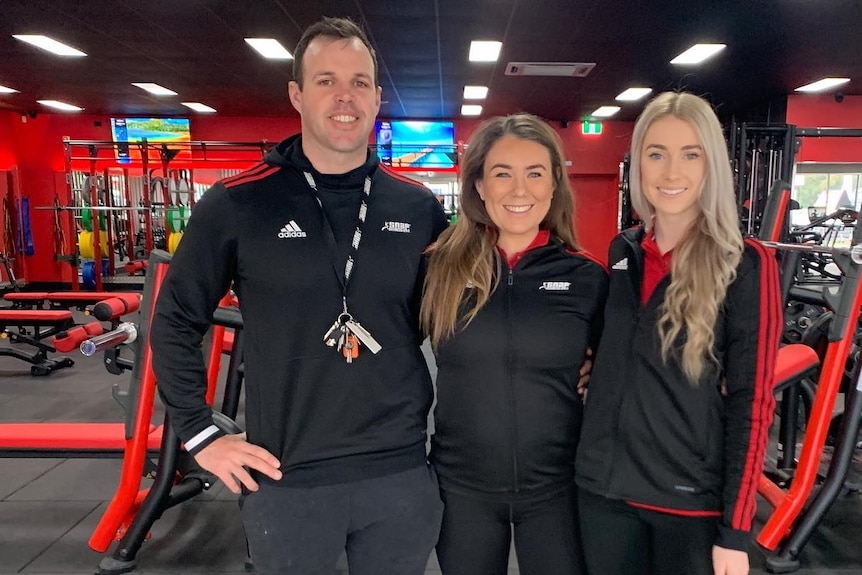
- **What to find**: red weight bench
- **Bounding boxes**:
[45,291,141,312]
[0,309,76,375]
[0,423,164,458]
[3,291,50,309]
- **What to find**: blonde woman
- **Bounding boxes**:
[421,114,607,575]
[575,92,782,575]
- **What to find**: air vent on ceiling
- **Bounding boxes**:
[505,62,596,77]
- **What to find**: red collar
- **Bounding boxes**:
[642,231,673,266]
[497,230,551,267]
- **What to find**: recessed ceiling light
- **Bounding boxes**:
[615,87,652,102]
[132,83,178,96]
[795,77,851,92]
[463,85,489,100]
[590,106,620,118]
[461,104,483,116]
[469,41,502,62]
[13,34,86,57]
[670,44,726,65]
[182,102,217,113]
[244,38,293,60]
[37,99,83,112]
[0,85,19,94]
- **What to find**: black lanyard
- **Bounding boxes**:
[303,171,372,314]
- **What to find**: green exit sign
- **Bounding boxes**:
[582,120,603,135]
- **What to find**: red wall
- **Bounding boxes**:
[1,110,630,283]
[787,95,862,162]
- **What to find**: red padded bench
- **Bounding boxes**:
[0,423,164,458]
[0,309,76,375]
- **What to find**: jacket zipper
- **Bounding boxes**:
[506,265,519,492]
[608,238,640,495]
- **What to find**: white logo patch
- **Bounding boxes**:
[539,281,571,291]
[611,258,628,270]
[278,220,307,238]
[381,221,411,233]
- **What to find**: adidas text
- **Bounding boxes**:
[278,220,307,238]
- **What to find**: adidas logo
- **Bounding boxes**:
[539,281,570,291]
[381,221,411,233]
[278,220,307,238]
[611,258,628,270]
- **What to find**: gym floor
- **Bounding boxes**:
[1,329,861,574]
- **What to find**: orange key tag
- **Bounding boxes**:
[342,333,359,363]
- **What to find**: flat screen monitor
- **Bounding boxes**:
[376,120,456,169]
[110,118,192,163]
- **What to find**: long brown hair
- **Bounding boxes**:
[629,92,744,381]
[421,114,578,349]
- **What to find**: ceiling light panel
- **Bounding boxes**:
[0,85,19,94]
[37,100,83,111]
[794,77,851,92]
[670,44,726,65]
[615,87,652,101]
[182,102,217,113]
[469,41,502,62]
[590,106,620,118]
[461,104,483,116]
[463,85,488,99]
[132,83,178,96]
[13,35,86,57]
[244,38,293,60]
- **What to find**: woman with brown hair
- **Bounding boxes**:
[422,113,607,575]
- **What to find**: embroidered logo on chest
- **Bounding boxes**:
[278,220,307,238]
[381,221,411,233]
[539,281,571,291]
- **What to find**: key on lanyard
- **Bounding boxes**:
[342,332,359,363]
[344,319,382,354]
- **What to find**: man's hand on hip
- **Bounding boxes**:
[194,433,282,494]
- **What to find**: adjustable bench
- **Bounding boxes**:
[0,309,76,375]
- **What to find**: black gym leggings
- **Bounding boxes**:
[435,483,585,575]
[578,489,720,575]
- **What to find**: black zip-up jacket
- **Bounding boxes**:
[431,234,608,497]
[151,134,449,487]
[575,226,781,551]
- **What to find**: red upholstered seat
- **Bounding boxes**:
[0,310,73,323]
[46,291,129,302]
[774,343,820,388]
[0,423,163,450]
[4,292,49,301]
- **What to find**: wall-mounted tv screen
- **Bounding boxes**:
[110,118,192,163]
[376,120,456,169]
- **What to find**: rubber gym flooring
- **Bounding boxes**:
[1,326,861,574]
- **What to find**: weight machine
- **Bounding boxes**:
[46,139,274,290]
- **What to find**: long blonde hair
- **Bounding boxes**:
[629,92,744,382]
[421,114,578,349]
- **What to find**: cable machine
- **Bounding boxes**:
[47,139,273,290]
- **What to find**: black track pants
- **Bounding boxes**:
[240,465,443,575]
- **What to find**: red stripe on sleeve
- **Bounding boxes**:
[732,239,780,529]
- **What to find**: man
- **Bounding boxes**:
[150,17,448,575]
